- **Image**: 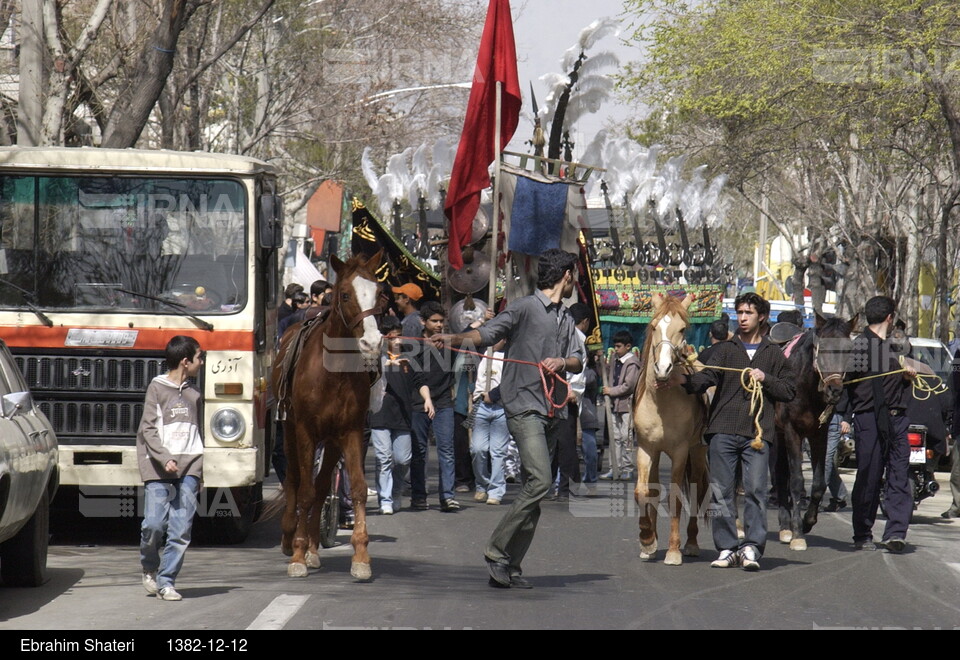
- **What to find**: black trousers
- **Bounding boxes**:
[851,413,911,543]
[552,403,581,496]
[454,411,475,489]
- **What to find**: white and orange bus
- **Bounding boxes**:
[0,147,283,542]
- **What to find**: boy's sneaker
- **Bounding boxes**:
[740,546,760,571]
[142,572,158,595]
[710,549,739,568]
[380,505,394,515]
[157,587,182,601]
[441,499,461,512]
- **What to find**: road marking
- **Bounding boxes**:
[948,563,960,580]
[246,594,310,630]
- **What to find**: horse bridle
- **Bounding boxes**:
[337,286,386,330]
[811,336,845,393]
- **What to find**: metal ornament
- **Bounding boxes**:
[447,248,491,294]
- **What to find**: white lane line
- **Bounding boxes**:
[948,563,960,580]
[246,594,310,630]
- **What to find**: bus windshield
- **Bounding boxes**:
[0,175,247,314]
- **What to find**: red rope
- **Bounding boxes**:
[397,335,570,415]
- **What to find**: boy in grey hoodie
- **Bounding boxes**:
[138,336,204,601]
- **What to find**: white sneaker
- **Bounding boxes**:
[711,549,740,568]
[740,546,760,571]
[380,505,394,515]
[157,586,182,601]
[142,572,158,594]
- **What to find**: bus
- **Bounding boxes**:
[0,147,283,542]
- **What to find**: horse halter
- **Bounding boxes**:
[337,282,385,330]
[811,337,845,392]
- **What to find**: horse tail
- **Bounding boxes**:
[258,484,287,522]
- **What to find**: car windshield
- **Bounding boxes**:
[911,343,952,387]
[0,175,247,314]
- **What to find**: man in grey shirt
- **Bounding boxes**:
[433,249,584,588]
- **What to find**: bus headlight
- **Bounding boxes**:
[211,408,245,443]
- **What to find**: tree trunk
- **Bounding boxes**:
[100,0,197,148]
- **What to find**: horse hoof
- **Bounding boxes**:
[682,544,700,557]
[287,562,309,578]
[790,538,808,551]
[639,550,655,561]
[664,550,683,566]
[779,529,793,544]
[306,552,321,569]
[351,562,372,581]
[281,537,293,557]
[640,539,658,556]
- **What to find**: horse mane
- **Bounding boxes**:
[636,295,690,402]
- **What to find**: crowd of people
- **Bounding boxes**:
[260,257,954,586]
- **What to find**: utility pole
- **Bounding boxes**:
[17,0,43,146]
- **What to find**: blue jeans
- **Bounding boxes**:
[412,407,456,503]
[140,475,201,590]
[709,434,769,555]
[470,402,510,500]
[371,428,412,509]
[581,428,599,483]
[825,414,849,502]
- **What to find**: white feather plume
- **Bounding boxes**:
[432,138,455,185]
[411,143,430,180]
[579,17,621,51]
[425,164,442,210]
[701,174,728,216]
[705,196,730,229]
[656,154,687,228]
[386,148,413,197]
[375,173,398,218]
[680,165,708,228]
[361,147,380,194]
[578,51,621,76]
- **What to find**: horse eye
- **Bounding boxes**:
[340,293,350,302]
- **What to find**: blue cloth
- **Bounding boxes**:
[140,475,201,590]
[371,428,412,509]
[507,175,568,256]
[470,401,510,500]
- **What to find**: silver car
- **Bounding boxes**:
[0,338,58,587]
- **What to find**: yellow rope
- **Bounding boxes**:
[703,365,766,450]
[841,357,947,401]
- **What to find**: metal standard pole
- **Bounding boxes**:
[489,81,502,311]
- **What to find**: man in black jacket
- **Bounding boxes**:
[845,296,917,552]
[661,292,795,571]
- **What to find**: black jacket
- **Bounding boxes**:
[846,328,912,414]
[683,335,795,442]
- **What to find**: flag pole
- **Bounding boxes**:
[488,80,502,311]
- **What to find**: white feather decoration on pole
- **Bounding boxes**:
[361,147,380,194]
[656,155,687,228]
[680,165,708,229]
[701,174,728,217]
[374,173,398,218]
[386,148,413,199]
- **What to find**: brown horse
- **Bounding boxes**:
[272,251,384,579]
[773,313,856,551]
[633,293,710,565]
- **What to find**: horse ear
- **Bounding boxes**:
[330,254,346,276]
[365,249,385,272]
[680,293,694,310]
[652,292,664,311]
[815,311,827,329]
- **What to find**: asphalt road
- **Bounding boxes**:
[2,460,959,631]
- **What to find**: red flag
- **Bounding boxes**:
[444,0,521,270]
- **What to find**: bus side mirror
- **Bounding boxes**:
[259,194,283,249]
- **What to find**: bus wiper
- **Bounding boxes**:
[0,278,54,327]
[113,287,214,332]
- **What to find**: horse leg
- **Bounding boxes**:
[280,418,300,558]
[305,444,341,570]
[775,429,793,544]
[663,447,688,566]
[683,442,709,558]
[288,427,318,577]
[342,430,372,581]
[635,446,660,560]
[786,428,808,551]
[802,427,828,536]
